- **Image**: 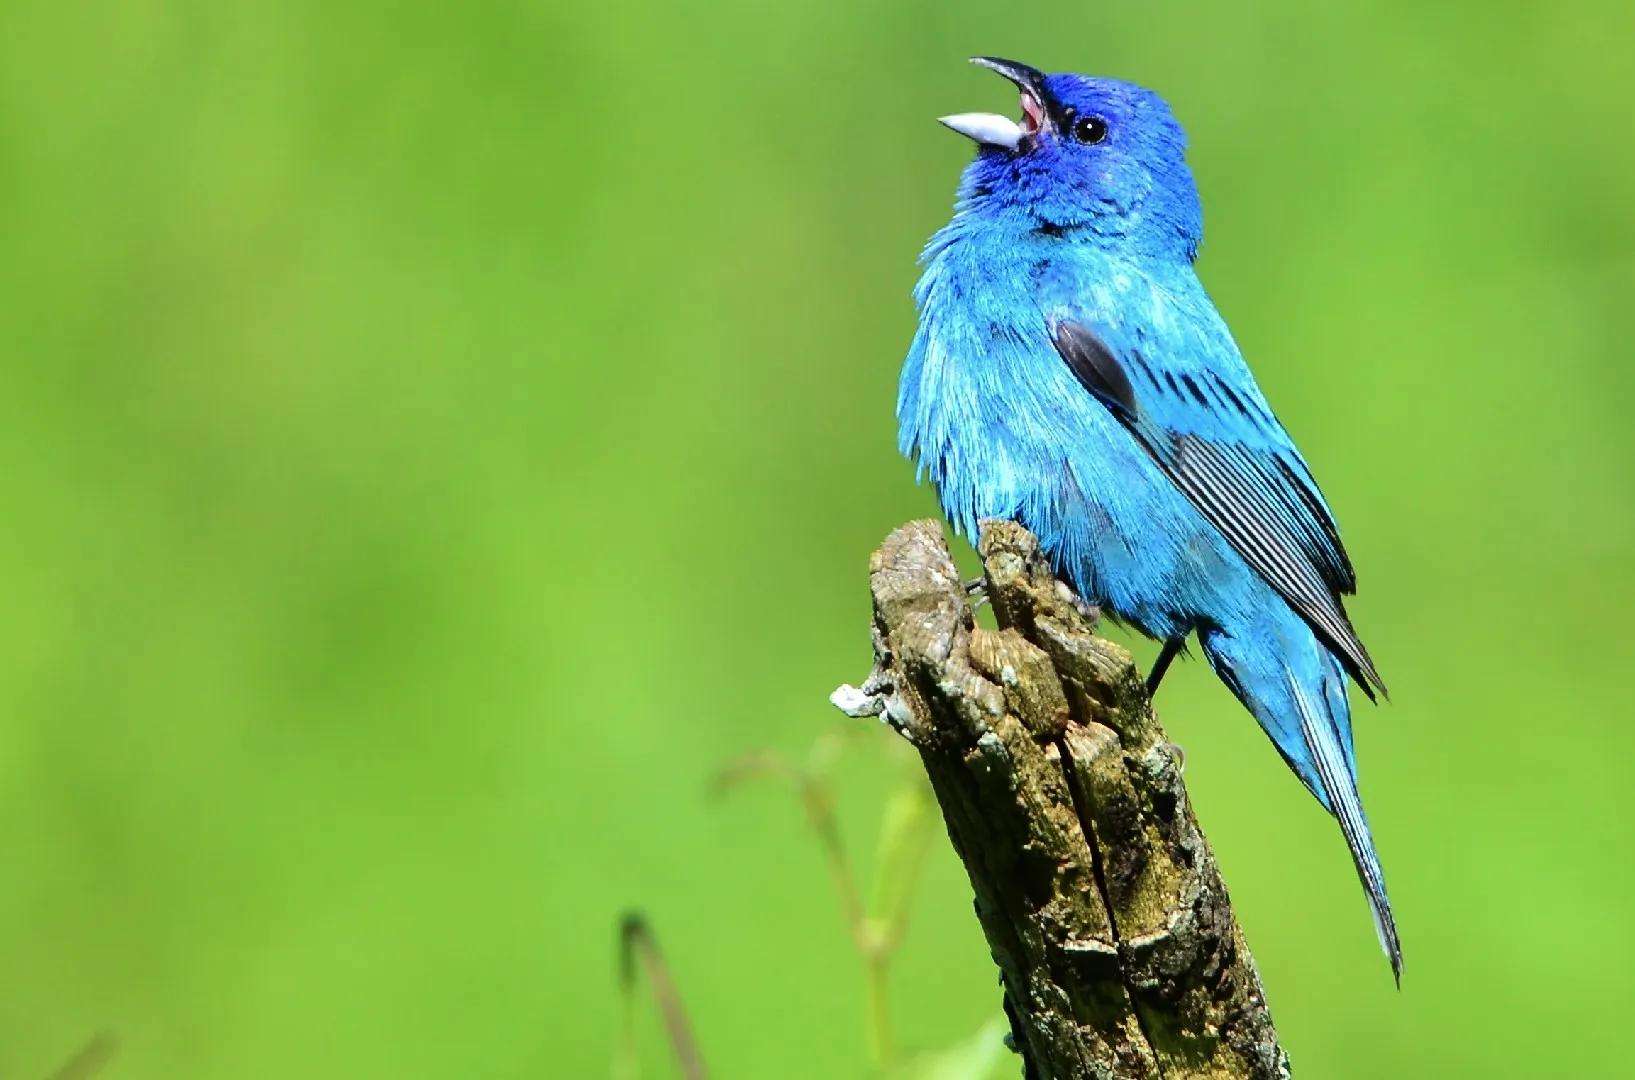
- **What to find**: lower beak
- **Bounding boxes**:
[938,56,1051,150]
[937,112,1023,150]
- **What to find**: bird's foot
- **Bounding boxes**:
[1048,579,1100,626]
[1071,595,1100,624]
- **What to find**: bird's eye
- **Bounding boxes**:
[1073,115,1109,145]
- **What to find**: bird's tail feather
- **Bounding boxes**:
[1200,623,1402,982]
[1286,670,1403,985]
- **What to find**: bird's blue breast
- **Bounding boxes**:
[898,216,1263,639]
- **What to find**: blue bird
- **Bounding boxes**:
[899,57,1400,979]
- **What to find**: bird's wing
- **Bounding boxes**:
[1049,306,1386,697]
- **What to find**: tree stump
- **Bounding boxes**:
[832,520,1290,1080]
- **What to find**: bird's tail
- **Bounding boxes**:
[1200,617,1403,983]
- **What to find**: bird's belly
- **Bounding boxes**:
[936,410,1253,641]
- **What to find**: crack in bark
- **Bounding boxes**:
[1056,733,1168,1080]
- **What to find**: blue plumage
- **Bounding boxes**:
[900,58,1400,979]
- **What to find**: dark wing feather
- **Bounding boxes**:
[1052,318,1386,697]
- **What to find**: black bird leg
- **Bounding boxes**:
[1146,636,1185,696]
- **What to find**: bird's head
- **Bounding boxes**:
[940,57,1202,258]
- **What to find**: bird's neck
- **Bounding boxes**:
[951,157,1202,264]
[938,199,1197,276]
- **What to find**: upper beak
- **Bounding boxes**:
[938,56,1052,150]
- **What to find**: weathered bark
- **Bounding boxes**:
[832,520,1290,1080]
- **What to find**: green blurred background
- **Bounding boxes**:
[3,1,1633,1076]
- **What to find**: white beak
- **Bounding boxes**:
[937,112,1023,150]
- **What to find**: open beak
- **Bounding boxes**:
[938,56,1053,150]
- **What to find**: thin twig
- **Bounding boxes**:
[45,1032,117,1080]
[616,913,708,1080]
